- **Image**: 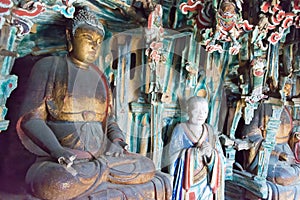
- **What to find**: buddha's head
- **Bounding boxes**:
[66,8,105,68]
[187,96,209,126]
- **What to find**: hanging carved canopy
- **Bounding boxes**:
[9,0,163,57]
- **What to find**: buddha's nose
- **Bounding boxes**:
[91,41,99,49]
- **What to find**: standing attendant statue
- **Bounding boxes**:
[17,7,171,200]
[166,96,225,200]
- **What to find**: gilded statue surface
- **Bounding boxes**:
[16,7,171,200]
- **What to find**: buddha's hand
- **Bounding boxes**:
[106,140,127,157]
[51,148,77,167]
[198,141,213,158]
[279,152,295,164]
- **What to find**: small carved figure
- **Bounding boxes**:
[146,4,164,43]
[16,7,171,200]
[206,0,240,54]
[165,96,225,200]
[235,100,300,199]
[202,0,252,55]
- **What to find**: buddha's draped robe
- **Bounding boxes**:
[17,56,172,200]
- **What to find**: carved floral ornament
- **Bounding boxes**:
[257,1,300,45]
[145,4,165,64]
[179,0,300,54]
[0,0,76,37]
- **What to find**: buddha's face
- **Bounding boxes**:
[69,26,103,67]
[188,101,208,126]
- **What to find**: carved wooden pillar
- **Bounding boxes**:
[128,102,151,155]
[0,24,17,131]
[112,33,132,132]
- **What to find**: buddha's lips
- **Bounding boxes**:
[89,51,96,57]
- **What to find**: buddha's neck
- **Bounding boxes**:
[69,56,90,70]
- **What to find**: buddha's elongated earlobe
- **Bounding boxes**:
[66,29,73,52]
[67,41,73,52]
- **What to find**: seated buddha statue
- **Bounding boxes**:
[267,104,300,186]
[236,99,300,199]
[17,7,171,200]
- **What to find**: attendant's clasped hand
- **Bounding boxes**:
[197,141,213,158]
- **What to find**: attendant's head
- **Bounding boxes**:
[187,96,209,126]
[66,8,105,67]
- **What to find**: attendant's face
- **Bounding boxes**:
[70,26,103,65]
[188,101,208,126]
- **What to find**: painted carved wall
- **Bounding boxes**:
[0,0,299,199]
